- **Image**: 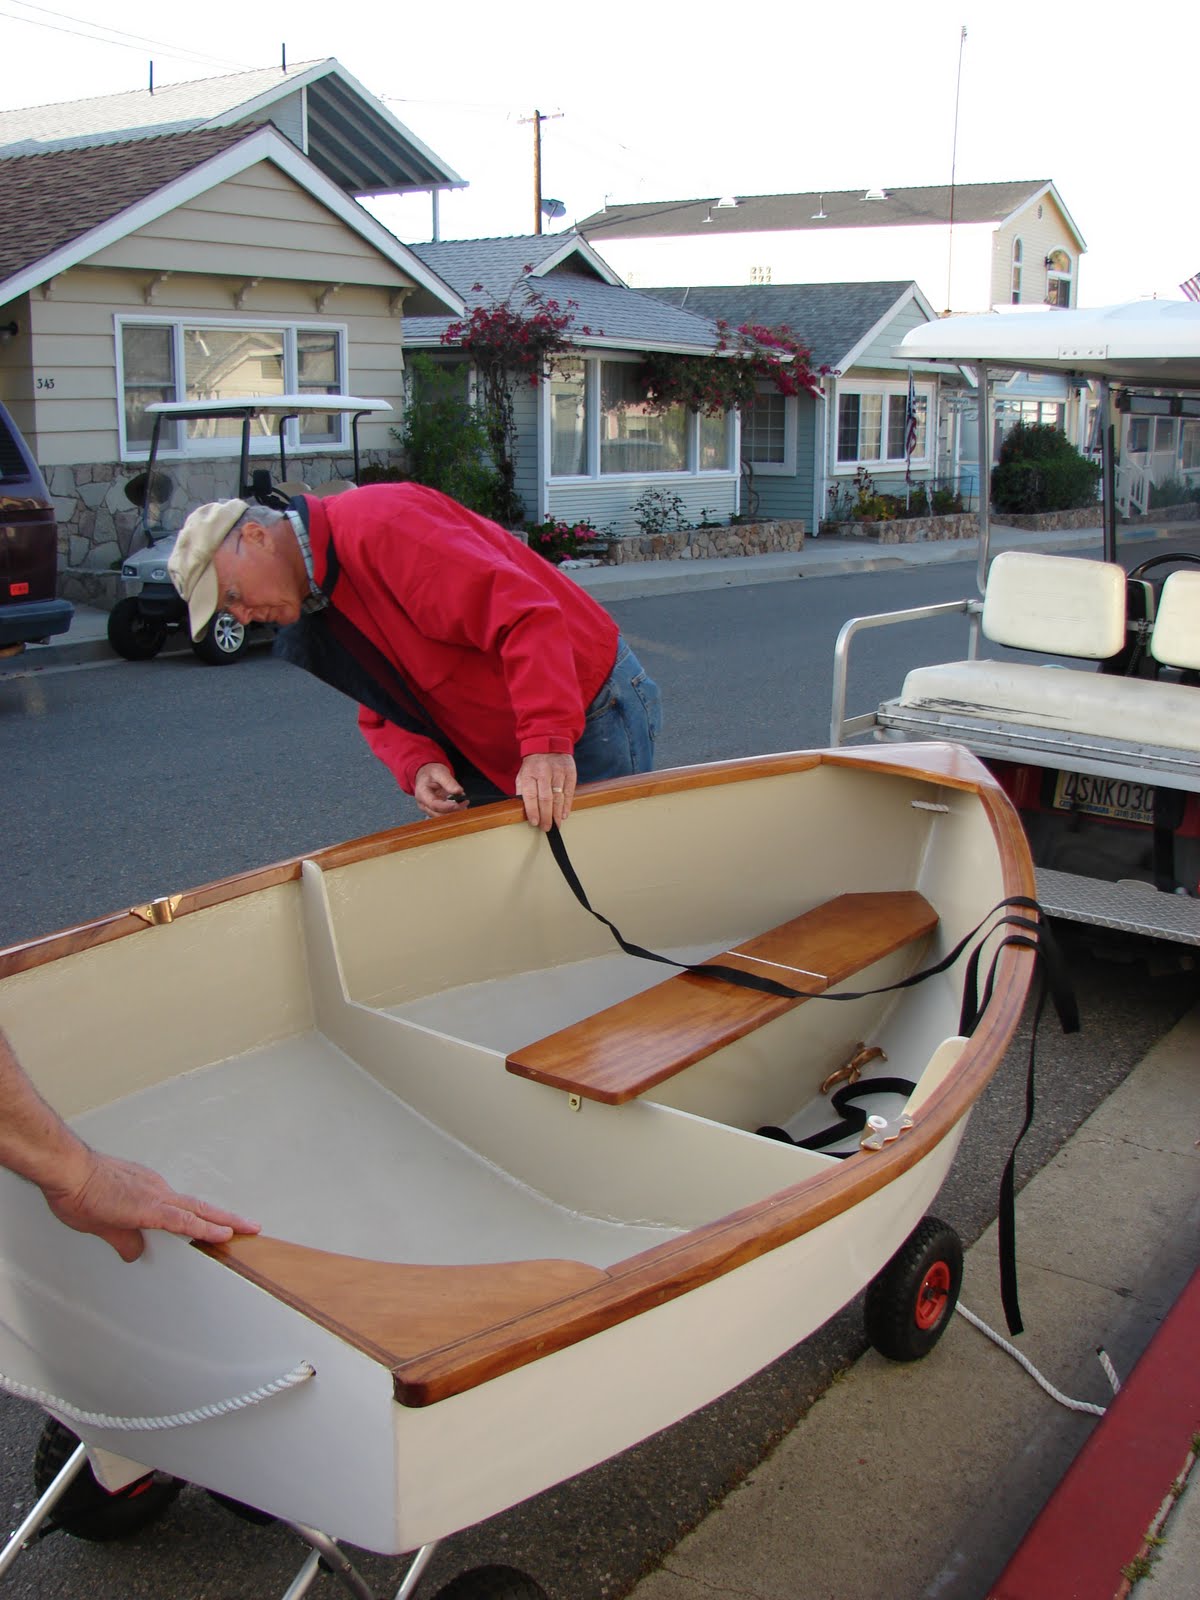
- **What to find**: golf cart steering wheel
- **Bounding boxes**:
[1127,551,1200,579]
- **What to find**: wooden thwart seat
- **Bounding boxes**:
[505,890,938,1105]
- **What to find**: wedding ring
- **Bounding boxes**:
[551,786,564,793]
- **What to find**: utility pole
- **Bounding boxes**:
[518,109,563,233]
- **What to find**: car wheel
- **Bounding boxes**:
[191,611,248,665]
[107,597,168,661]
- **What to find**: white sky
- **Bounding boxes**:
[2,0,1197,306]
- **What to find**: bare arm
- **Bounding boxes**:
[0,1028,259,1262]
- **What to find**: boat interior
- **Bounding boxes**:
[5,761,1001,1270]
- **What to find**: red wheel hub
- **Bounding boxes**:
[914,1260,952,1329]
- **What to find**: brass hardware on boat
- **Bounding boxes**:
[821,1043,886,1096]
[860,1109,914,1151]
[568,1094,582,1112]
[130,894,183,926]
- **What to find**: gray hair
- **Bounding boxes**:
[230,503,290,538]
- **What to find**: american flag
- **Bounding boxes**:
[1181,271,1200,303]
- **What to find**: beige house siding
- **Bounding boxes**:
[21,266,404,466]
[991,193,1082,308]
[87,162,406,288]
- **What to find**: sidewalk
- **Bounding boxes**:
[11,518,1192,672]
[625,1003,1200,1600]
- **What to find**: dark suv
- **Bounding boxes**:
[0,402,73,656]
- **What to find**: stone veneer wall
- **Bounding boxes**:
[990,505,1100,531]
[51,451,394,608]
[606,517,805,564]
[820,512,978,545]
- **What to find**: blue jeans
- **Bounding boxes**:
[573,636,662,781]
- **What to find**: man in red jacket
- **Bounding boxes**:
[168,484,661,831]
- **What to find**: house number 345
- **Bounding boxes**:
[36,376,55,390]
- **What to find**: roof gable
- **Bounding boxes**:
[403,239,723,355]
[644,282,931,371]
[580,182,1062,242]
[0,58,463,198]
[408,232,621,300]
[0,125,463,314]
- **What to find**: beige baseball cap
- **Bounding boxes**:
[167,499,248,639]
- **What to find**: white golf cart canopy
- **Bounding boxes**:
[143,395,393,418]
[895,300,1200,576]
[897,300,1200,387]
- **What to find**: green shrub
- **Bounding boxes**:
[392,355,502,519]
[1148,476,1200,509]
[991,422,1101,513]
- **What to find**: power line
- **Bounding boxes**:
[0,2,253,72]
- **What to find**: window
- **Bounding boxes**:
[1011,239,1023,303]
[698,410,730,471]
[994,398,1065,457]
[121,325,175,446]
[1128,418,1151,453]
[836,384,927,468]
[1046,249,1073,308]
[742,389,788,468]
[600,363,686,474]
[1182,421,1200,472]
[548,356,739,479]
[550,358,587,477]
[117,318,349,457]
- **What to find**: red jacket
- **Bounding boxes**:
[302,484,619,795]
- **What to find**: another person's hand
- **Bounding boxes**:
[515,753,576,831]
[41,1149,260,1263]
[414,762,469,817]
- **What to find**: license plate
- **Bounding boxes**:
[1053,771,1155,825]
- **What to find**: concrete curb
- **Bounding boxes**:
[6,520,1190,674]
[624,1003,1200,1600]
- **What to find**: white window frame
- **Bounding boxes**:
[115,314,351,461]
[546,353,738,481]
[740,384,797,475]
[832,379,933,474]
[1045,250,1073,309]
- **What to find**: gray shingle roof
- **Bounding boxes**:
[579,182,1054,240]
[405,236,724,354]
[644,284,919,372]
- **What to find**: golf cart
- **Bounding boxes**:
[110,394,392,663]
[830,299,1200,947]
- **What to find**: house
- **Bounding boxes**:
[402,233,741,535]
[0,62,465,600]
[578,182,1086,315]
[645,281,963,533]
[584,182,1089,491]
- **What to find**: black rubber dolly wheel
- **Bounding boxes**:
[432,1565,551,1600]
[864,1215,963,1362]
[32,1416,184,1542]
[106,597,168,661]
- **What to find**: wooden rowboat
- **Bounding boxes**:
[0,742,1035,1578]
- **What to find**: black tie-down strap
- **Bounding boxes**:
[545,824,1080,1335]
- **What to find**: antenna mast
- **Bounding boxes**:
[946,24,967,313]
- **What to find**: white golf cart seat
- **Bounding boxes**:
[877,551,1200,783]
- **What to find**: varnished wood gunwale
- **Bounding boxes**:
[505,891,938,1104]
[381,759,1032,1406]
[8,743,1037,1409]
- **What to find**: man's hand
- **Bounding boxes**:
[515,753,576,831]
[42,1150,261,1263]
[414,762,469,817]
